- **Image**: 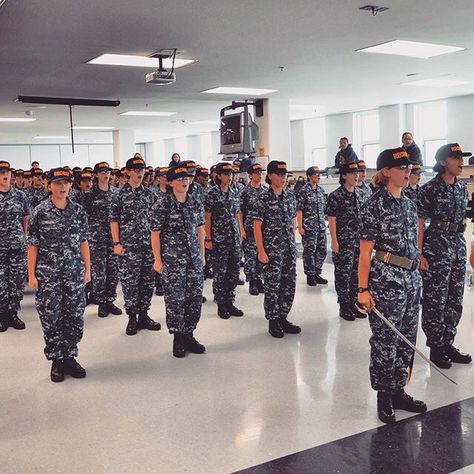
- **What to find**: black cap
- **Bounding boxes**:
[94,161,112,173]
[166,165,192,181]
[267,160,290,174]
[435,143,471,161]
[210,164,217,173]
[411,163,423,174]
[80,171,93,181]
[0,161,11,172]
[15,169,24,176]
[376,148,413,171]
[32,168,44,176]
[47,168,73,183]
[247,163,264,174]
[215,162,234,175]
[306,166,321,177]
[23,170,32,179]
[182,160,197,172]
[357,160,367,171]
[126,156,146,170]
[196,167,210,177]
[338,162,360,174]
[155,167,169,177]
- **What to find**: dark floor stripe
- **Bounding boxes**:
[236,396,474,474]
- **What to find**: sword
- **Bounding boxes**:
[355,303,457,385]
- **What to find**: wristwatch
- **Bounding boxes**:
[358,287,369,294]
[113,241,121,246]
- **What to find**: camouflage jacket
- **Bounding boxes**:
[0,186,30,250]
[296,183,326,233]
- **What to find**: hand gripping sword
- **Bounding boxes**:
[355,304,457,385]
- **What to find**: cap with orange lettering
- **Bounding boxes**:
[125,156,146,170]
[267,160,290,174]
[376,148,414,171]
[47,168,73,183]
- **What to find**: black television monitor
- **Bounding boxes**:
[220,111,258,154]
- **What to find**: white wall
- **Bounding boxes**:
[379,105,405,150]
[447,95,474,152]
[325,113,354,167]
[290,120,305,170]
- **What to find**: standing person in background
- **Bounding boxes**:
[240,163,266,296]
[356,160,372,202]
[31,161,40,170]
[168,152,181,168]
[151,166,206,358]
[297,166,328,287]
[110,156,161,336]
[82,162,122,319]
[334,137,359,168]
[0,161,29,333]
[402,163,423,205]
[401,132,423,165]
[418,143,472,368]
[326,162,365,321]
[204,162,244,319]
[27,168,90,383]
[253,160,300,338]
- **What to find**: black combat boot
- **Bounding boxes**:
[314,274,328,285]
[392,390,427,413]
[107,302,122,315]
[339,303,355,321]
[137,312,161,331]
[173,333,186,358]
[155,282,164,296]
[63,358,87,378]
[352,303,367,319]
[430,347,452,369]
[184,333,206,354]
[249,280,259,296]
[202,296,207,303]
[237,278,245,286]
[218,304,231,319]
[0,315,8,332]
[256,279,265,294]
[269,320,284,338]
[280,318,301,334]
[377,392,396,424]
[98,304,109,318]
[8,312,26,330]
[306,275,317,287]
[204,267,213,279]
[444,344,472,364]
[228,303,244,317]
[50,359,65,383]
[126,314,138,335]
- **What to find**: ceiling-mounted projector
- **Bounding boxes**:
[145,48,177,86]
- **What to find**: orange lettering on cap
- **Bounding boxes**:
[393,151,408,159]
[133,158,144,164]
[223,165,232,170]
[348,163,358,169]
[277,163,287,169]
[0,161,9,167]
[174,167,187,173]
[451,145,462,152]
[54,170,70,177]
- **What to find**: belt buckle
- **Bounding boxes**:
[440,221,450,231]
[383,252,391,264]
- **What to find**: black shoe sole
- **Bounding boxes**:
[173,351,186,358]
[51,375,65,383]
[269,331,284,338]
[429,358,452,369]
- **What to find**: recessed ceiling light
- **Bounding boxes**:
[402,78,471,87]
[70,126,115,130]
[357,40,465,59]
[201,87,277,96]
[0,117,36,122]
[120,111,177,117]
[87,54,196,69]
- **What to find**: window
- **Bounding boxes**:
[304,117,326,168]
[354,110,380,168]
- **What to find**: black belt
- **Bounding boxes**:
[374,250,419,271]
[431,220,466,233]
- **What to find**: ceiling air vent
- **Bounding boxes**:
[359,5,389,16]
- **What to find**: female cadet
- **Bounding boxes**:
[82,162,122,318]
[27,168,91,383]
[418,143,472,368]
[402,163,422,206]
[151,166,206,358]
[204,162,244,319]
[326,161,364,321]
[358,147,426,424]
[253,160,301,338]
[0,160,29,332]
[240,163,266,295]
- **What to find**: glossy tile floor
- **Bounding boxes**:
[2,260,474,473]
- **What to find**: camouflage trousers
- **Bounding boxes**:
[155,271,163,292]
[90,243,119,304]
[302,229,327,276]
[204,247,212,275]
[162,253,203,334]
[262,245,297,320]
[368,268,421,394]
[421,254,465,348]
[36,263,85,361]
[242,228,262,282]
[332,243,359,305]
[119,245,155,314]
[0,247,26,315]
[212,242,240,305]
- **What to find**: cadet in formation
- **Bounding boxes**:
[402,162,422,205]
[296,166,328,287]
[253,160,301,338]
[326,161,365,321]
[358,148,427,424]
[356,160,372,202]
[25,167,48,209]
[204,162,244,319]
[151,166,206,358]
[418,143,472,368]
[27,168,90,383]
[0,160,29,332]
[82,161,122,318]
[110,156,161,335]
[240,163,266,295]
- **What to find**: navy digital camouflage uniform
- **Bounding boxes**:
[150,186,168,292]
[326,186,365,305]
[360,186,421,394]
[357,182,372,203]
[417,174,468,348]
[0,187,29,320]
[252,187,297,320]
[28,198,89,360]
[25,186,48,209]
[82,184,119,305]
[109,183,156,315]
[240,184,266,282]
[151,192,204,334]
[296,182,327,277]
[402,185,420,206]
[204,185,241,305]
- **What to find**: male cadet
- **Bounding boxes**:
[22,170,32,189]
[0,161,29,332]
[26,168,48,208]
[14,169,24,190]
[71,170,93,205]
[356,160,372,203]
[402,163,423,205]
[117,167,127,189]
[296,166,328,287]
[110,155,161,335]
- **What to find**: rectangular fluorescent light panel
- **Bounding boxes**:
[71,126,115,130]
[201,87,277,96]
[357,40,465,59]
[120,111,177,117]
[88,54,196,69]
[402,78,471,87]
[0,117,36,122]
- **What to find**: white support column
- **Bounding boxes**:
[379,104,405,150]
[112,129,136,168]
